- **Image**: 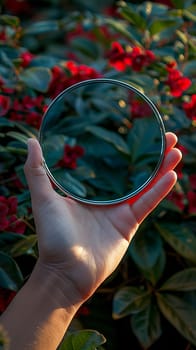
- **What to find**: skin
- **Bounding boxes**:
[0,132,182,350]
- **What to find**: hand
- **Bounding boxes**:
[1,132,182,350]
[24,132,182,300]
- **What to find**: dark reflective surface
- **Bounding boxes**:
[39,78,165,204]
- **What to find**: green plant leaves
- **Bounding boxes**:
[155,222,196,264]
[6,131,29,145]
[19,67,52,92]
[183,60,196,77]
[160,268,196,292]
[112,287,163,348]
[0,15,20,27]
[58,329,106,350]
[70,37,100,59]
[0,252,23,291]
[119,4,147,30]
[24,20,59,35]
[157,293,196,346]
[112,286,150,319]
[131,300,162,349]
[149,19,182,35]
[126,117,163,164]
[183,7,196,21]
[141,2,169,17]
[0,233,25,254]
[129,227,166,285]
[104,18,140,44]
[9,235,37,258]
[53,171,87,198]
[173,0,186,8]
[86,125,130,155]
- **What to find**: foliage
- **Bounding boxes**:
[0,0,196,349]
[58,329,106,350]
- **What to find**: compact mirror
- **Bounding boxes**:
[39,78,166,205]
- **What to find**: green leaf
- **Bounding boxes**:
[187,2,196,10]
[30,55,59,68]
[153,45,175,58]
[176,29,188,44]
[119,4,147,30]
[82,157,128,197]
[170,0,185,8]
[7,143,27,156]
[142,2,169,17]
[180,134,196,159]
[52,170,87,198]
[17,189,31,204]
[0,51,14,69]
[10,235,37,257]
[15,122,38,138]
[157,293,196,346]
[183,9,196,21]
[186,3,196,16]
[79,134,117,159]
[59,329,106,350]
[159,198,182,213]
[149,19,182,35]
[42,134,65,167]
[19,67,52,92]
[6,131,29,145]
[70,37,99,59]
[131,299,162,348]
[105,18,140,45]
[0,252,23,291]
[154,222,196,264]
[73,165,96,182]
[183,60,196,77]
[127,117,163,164]
[129,227,165,285]
[164,106,191,132]
[47,111,109,137]
[112,286,150,319]
[127,74,155,92]
[0,117,14,128]
[0,233,24,254]
[24,20,59,35]
[0,15,20,27]
[160,268,196,292]
[86,125,130,155]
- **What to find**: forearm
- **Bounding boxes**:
[0,261,84,350]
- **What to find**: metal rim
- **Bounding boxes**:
[39,78,166,206]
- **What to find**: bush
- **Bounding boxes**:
[0,0,196,349]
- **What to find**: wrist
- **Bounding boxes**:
[30,259,85,312]
[1,259,85,350]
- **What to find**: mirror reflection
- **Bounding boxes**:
[39,78,165,204]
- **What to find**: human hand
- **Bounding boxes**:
[24,132,182,301]
[0,132,181,350]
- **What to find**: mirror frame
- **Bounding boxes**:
[39,78,166,205]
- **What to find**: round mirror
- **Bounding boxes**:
[39,78,166,205]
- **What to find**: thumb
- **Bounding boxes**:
[24,138,55,204]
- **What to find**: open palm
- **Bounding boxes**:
[24,133,181,300]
